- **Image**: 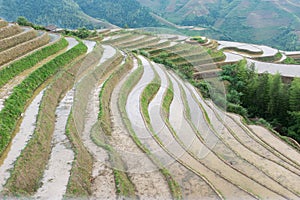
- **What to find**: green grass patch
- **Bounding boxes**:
[162,80,174,118]
[141,82,160,125]
[254,52,282,62]
[191,36,206,44]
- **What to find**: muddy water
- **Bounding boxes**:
[34,89,75,200]
[223,52,243,62]
[187,84,300,196]
[229,112,300,171]
[98,45,116,65]
[126,56,221,199]
[0,89,45,192]
[249,125,300,166]
[83,40,96,54]
[82,81,116,200]
[143,71,254,199]
[209,103,300,194]
[247,58,300,77]
[110,59,172,199]
[65,37,78,51]
[174,77,298,199]
[78,45,119,199]
[148,63,219,199]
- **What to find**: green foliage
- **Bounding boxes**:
[288,112,300,142]
[289,78,300,112]
[191,36,206,44]
[141,82,160,125]
[74,0,160,28]
[16,16,45,30]
[16,16,30,26]
[219,61,300,144]
[63,28,98,39]
[0,38,68,88]
[0,41,87,156]
[151,50,195,80]
[0,1,103,29]
[283,57,299,64]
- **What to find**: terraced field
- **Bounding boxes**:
[0,20,299,199]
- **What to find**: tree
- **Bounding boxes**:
[289,78,300,112]
[288,112,300,142]
[17,16,30,26]
[268,74,280,117]
[250,73,269,117]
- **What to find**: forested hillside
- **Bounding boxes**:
[1,0,299,50]
[74,0,160,28]
[0,0,159,29]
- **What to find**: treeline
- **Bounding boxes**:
[219,60,300,143]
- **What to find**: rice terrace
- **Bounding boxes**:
[0,15,300,200]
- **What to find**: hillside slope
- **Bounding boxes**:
[137,0,300,50]
[0,0,159,29]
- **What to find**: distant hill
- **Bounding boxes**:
[1,0,299,50]
[137,0,300,50]
[0,0,160,29]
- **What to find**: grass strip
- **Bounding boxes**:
[0,37,68,88]
[2,41,87,196]
[64,112,93,198]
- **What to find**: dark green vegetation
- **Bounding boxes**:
[74,0,160,28]
[219,61,300,144]
[0,0,159,29]
[62,28,98,39]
